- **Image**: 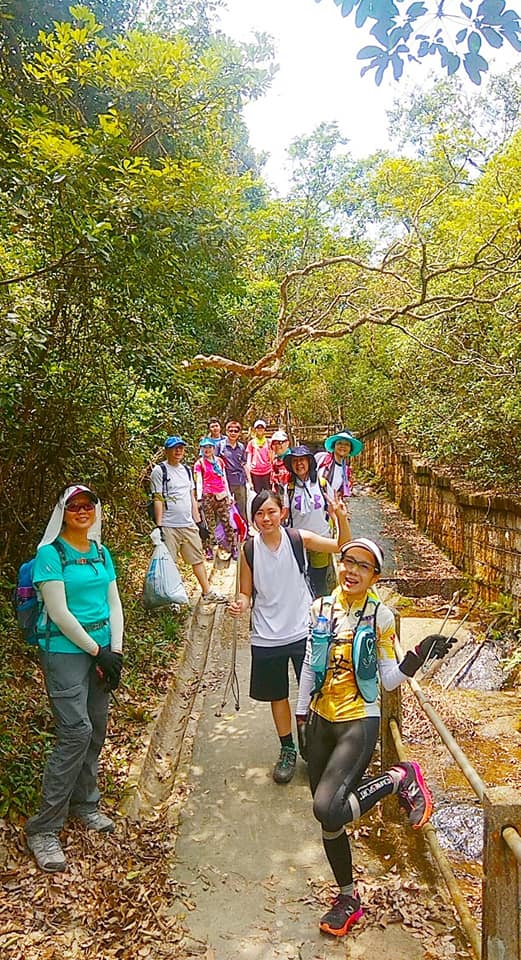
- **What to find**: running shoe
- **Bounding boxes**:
[26,832,67,873]
[394,761,433,829]
[319,892,363,937]
[202,589,228,603]
[272,745,297,784]
[77,811,115,833]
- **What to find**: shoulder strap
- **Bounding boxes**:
[52,540,67,567]
[183,463,192,480]
[286,480,295,525]
[318,475,329,512]
[285,527,306,575]
[52,539,105,568]
[243,537,254,572]
[159,461,172,505]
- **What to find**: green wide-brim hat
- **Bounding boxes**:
[324,431,363,457]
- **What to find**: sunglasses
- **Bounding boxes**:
[65,501,95,513]
[227,428,241,433]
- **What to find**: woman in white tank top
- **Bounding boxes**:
[228,489,350,785]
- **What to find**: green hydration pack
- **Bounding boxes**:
[311,593,380,703]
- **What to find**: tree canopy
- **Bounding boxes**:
[0,4,520,578]
[317,0,521,84]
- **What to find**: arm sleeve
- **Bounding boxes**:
[39,581,99,656]
[296,640,315,715]
[376,605,411,690]
[108,580,123,653]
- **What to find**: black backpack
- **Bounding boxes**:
[243,528,315,602]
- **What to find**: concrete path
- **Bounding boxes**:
[162,490,474,958]
[170,606,456,960]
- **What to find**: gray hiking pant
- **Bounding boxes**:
[25,650,109,836]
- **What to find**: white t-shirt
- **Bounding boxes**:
[150,462,195,528]
[250,531,313,647]
[283,478,332,537]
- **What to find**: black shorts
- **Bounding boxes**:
[250,638,306,702]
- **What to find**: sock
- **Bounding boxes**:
[280,733,295,749]
[340,883,355,897]
[388,766,406,794]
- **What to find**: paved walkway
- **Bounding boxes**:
[172,621,432,959]
[165,490,472,958]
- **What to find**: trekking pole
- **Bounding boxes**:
[439,590,460,635]
[421,595,480,674]
[445,596,479,642]
[216,547,241,716]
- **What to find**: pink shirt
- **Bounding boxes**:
[194,457,228,495]
[246,438,271,476]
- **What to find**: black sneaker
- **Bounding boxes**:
[272,745,297,784]
[393,761,433,829]
[319,892,363,937]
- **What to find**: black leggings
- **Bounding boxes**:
[307,713,395,887]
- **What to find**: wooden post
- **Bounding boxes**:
[482,786,521,960]
[381,610,403,820]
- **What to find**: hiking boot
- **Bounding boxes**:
[202,589,228,603]
[319,892,363,937]
[273,745,297,784]
[394,761,433,829]
[77,811,115,833]
[204,546,214,561]
[26,832,67,873]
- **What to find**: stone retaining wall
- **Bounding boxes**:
[359,426,521,607]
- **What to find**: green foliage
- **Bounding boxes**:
[0,8,274,576]
[317,0,521,85]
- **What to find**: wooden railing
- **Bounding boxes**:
[381,616,521,960]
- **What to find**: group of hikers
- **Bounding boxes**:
[23,416,454,940]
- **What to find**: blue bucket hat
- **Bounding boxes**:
[164,435,186,449]
[199,436,218,448]
[324,430,363,457]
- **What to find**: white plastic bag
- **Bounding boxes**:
[142,528,189,608]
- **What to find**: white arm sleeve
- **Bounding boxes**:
[378,658,410,691]
[39,581,99,656]
[108,580,124,653]
[296,640,315,715]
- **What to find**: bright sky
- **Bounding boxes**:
[217,0,414,193]
[217,0,516,194]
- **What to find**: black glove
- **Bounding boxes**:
[197,520,210,544]
[96,649,123,690]
[399,634,455,677]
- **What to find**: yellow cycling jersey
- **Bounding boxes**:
[310,587,397,723]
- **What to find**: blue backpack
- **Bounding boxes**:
[13,540,105,645]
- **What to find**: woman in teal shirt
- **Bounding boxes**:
[25,484,124,874]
